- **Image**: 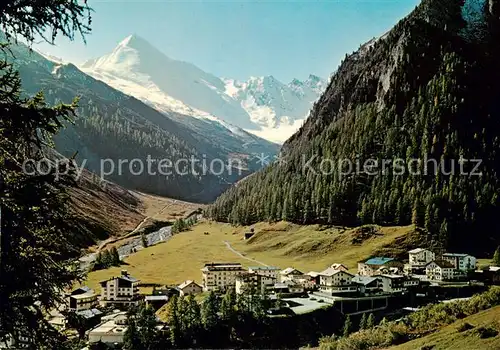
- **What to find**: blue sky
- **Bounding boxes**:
[36,0,420,82]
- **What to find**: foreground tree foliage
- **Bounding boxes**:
[0,0,91,347]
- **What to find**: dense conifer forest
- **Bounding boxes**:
[207,0,500,254]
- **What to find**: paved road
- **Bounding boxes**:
[222,240,269,267]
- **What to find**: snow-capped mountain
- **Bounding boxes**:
[80,34,325,143]
[224,74,326,129]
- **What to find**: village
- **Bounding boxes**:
[42,245,500,348]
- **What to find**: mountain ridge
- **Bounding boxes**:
[80,34,326,143]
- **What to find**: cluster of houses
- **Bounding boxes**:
[38,247,478,348]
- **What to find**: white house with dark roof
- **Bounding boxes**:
[99,270,140,307]
[279,267,303,282]
[425,260,456,281]
[67,286,98,311]
[352,275,382,294]
[177,280,203,296]
[318,267,356,295]
[330,263,348,271]
[442,253,476,272]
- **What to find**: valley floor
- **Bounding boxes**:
[82,220,418,291]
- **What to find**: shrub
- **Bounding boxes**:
[456,322,474,332]
[472,326,498,339]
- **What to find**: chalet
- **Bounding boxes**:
[378,274,419,293]
[442,253,477,272]
[272,280,304,294]
[67,286,98,311]
[279,267,304,282]
[305,271,321,285]
[318,267,357,295]
[352,275,382,294]
[425,260,455,281]
[408,248,435,272]
[145,295,169,310]
[330,263,348,271]
[88,311,129,345]
[99,270,140,307]
[177,280,203,296]
[235,272,275,294]
[358,257,403,276]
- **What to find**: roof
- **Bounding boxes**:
[70,290,96,299]
[202,263,244,271]
[89,320,127,336]
[248,266,280,271]
[274,280,302,288]
[442,253,471,258]
[352,275,379,285]
[145,295,169,301]
[71,286,91,294]
[99,275,139,285]
[409,248,428,254]
[76,308,103,319]
[319,267,353,277]
[178,280,201,290]
[427,260,455,268]
[280,267,303,275]
[330,263,348,270]
[306,271,320,278]
[364,257,395,265]
[379,274,405,279]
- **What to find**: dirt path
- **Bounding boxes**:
[222,240,269,267]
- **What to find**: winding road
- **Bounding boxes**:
[222,240,269,267]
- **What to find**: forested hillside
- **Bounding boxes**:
[207,0,500,254]
[5,38,277,202]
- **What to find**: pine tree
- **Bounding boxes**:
[166,295,181,347]
[492,246,500,266]
[102,249,112,267]
[123,318,141,349]
[359,313,367,329]
[110,247,120,266]
[343,315,353,337]
[201,291,219,330]
[220,288,236,322]
[136,305,160,348]
[95,251,103,267]
[366,313,375,329]
[0,1,91,345]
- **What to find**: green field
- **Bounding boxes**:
[390,306,500,350]
[82,220,417,291]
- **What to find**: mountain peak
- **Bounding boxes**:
[118,33,153,51]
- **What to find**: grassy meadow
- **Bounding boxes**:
[81,220,417,292]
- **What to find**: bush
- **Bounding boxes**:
[472,326,498,339]
[456,322,474,332]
